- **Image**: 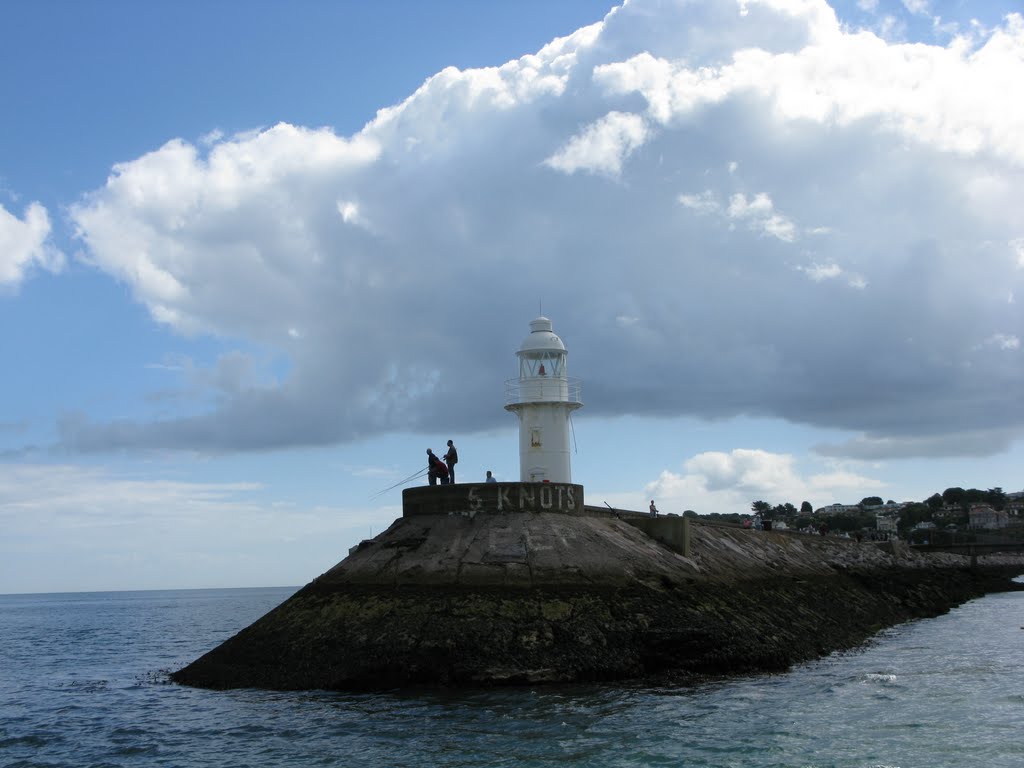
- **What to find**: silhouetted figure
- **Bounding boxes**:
[444,440,458,484]
[427,449,449,486]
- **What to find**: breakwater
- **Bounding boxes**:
[172,485,1024,690]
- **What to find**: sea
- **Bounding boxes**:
[1,581,1022,768]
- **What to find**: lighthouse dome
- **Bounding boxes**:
[519,316,566,353]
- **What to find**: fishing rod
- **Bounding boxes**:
[369,467,430,500]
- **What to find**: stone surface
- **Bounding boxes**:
[171,511,1024,691]
[402,482,585,517]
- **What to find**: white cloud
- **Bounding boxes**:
[678,190,721,214]
[644,448,885,514]
[981,333,1020,351]
[815,429,1020,460]
[0,462,395,592]
[799,262,842,281]
[545,111,648,176]
[70,125,380,336]
[199,128,224,146]
[596,9,1024,166]
[901,0,930,16]
[0,202,64,289]
[1012,238,1024,267]
[796,260,866,288]
[727,192,798,241]
[679,189,800,241]
[0,464,260,518]
[60,0,1024,460]
[337,200,368,228]
[684,448,800,494]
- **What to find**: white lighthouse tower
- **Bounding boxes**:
[504,316,583,483]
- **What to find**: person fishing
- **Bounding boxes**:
[426,448,450,486]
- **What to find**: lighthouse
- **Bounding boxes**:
[504,316,583,483]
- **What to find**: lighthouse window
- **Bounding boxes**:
[530,428,542,448]
[521,355,564,378]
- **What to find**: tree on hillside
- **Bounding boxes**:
[860,496,883,508]
[751,500,774,524]
[800,501,813,515]
[772,502,797,519]
[988,488,1007,510]
[964,488,988,505]
[942,487,966,506]
[925,493,943,510]
[899,503,932,533]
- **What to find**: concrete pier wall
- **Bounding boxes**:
[403,482,585,517]
[622,515,691,557]
[172,484,1024,692]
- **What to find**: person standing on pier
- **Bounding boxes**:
[649,500,659,517]
[444,439,458,484]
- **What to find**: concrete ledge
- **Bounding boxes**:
[403,482,585,517]
[623,515,691,556]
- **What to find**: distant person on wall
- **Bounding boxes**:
[649,500,659,517]
[485,470,497,483]
[427,449,449,485]
[444,439,458,484]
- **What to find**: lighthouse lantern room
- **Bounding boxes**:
[504,316,582,483]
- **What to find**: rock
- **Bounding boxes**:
[171,487,1024,691]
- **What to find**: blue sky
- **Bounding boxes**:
[2,0,1022,593]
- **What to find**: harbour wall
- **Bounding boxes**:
[172,492,1024,691]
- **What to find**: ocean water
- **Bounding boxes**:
[1,582,1022,768]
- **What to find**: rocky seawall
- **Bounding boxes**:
[171,488,1024,691]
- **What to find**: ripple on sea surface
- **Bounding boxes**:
[3,584,1024,767]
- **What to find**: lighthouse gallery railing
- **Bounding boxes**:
[504,377,583,406]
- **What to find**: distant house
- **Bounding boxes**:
[935,503,974,520]
[814,503,861,516]
[876,514,898,532]
[969,504,1009,530]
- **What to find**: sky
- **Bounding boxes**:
[1,0,1022,594]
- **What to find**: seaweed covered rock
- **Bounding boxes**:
[172,489,1023,691]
